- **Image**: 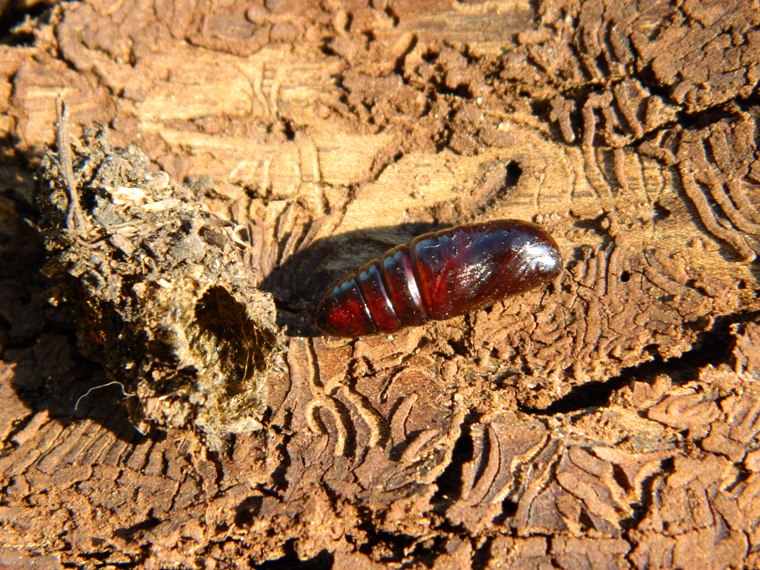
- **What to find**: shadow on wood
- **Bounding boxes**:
[260,222,447,337]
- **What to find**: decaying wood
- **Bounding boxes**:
[37,105,283,450]
[1,0,759,568]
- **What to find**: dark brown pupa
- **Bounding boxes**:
[314,220,562,337]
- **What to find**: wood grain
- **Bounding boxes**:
[1,0,759,567]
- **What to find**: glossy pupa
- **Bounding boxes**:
[314,220,562,337]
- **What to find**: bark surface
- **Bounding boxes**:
[1,1,759,568]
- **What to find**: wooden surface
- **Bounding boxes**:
[1,1,759,568]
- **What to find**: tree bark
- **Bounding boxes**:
[1,1,759,568]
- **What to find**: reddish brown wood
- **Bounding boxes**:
[1,0,760,568]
